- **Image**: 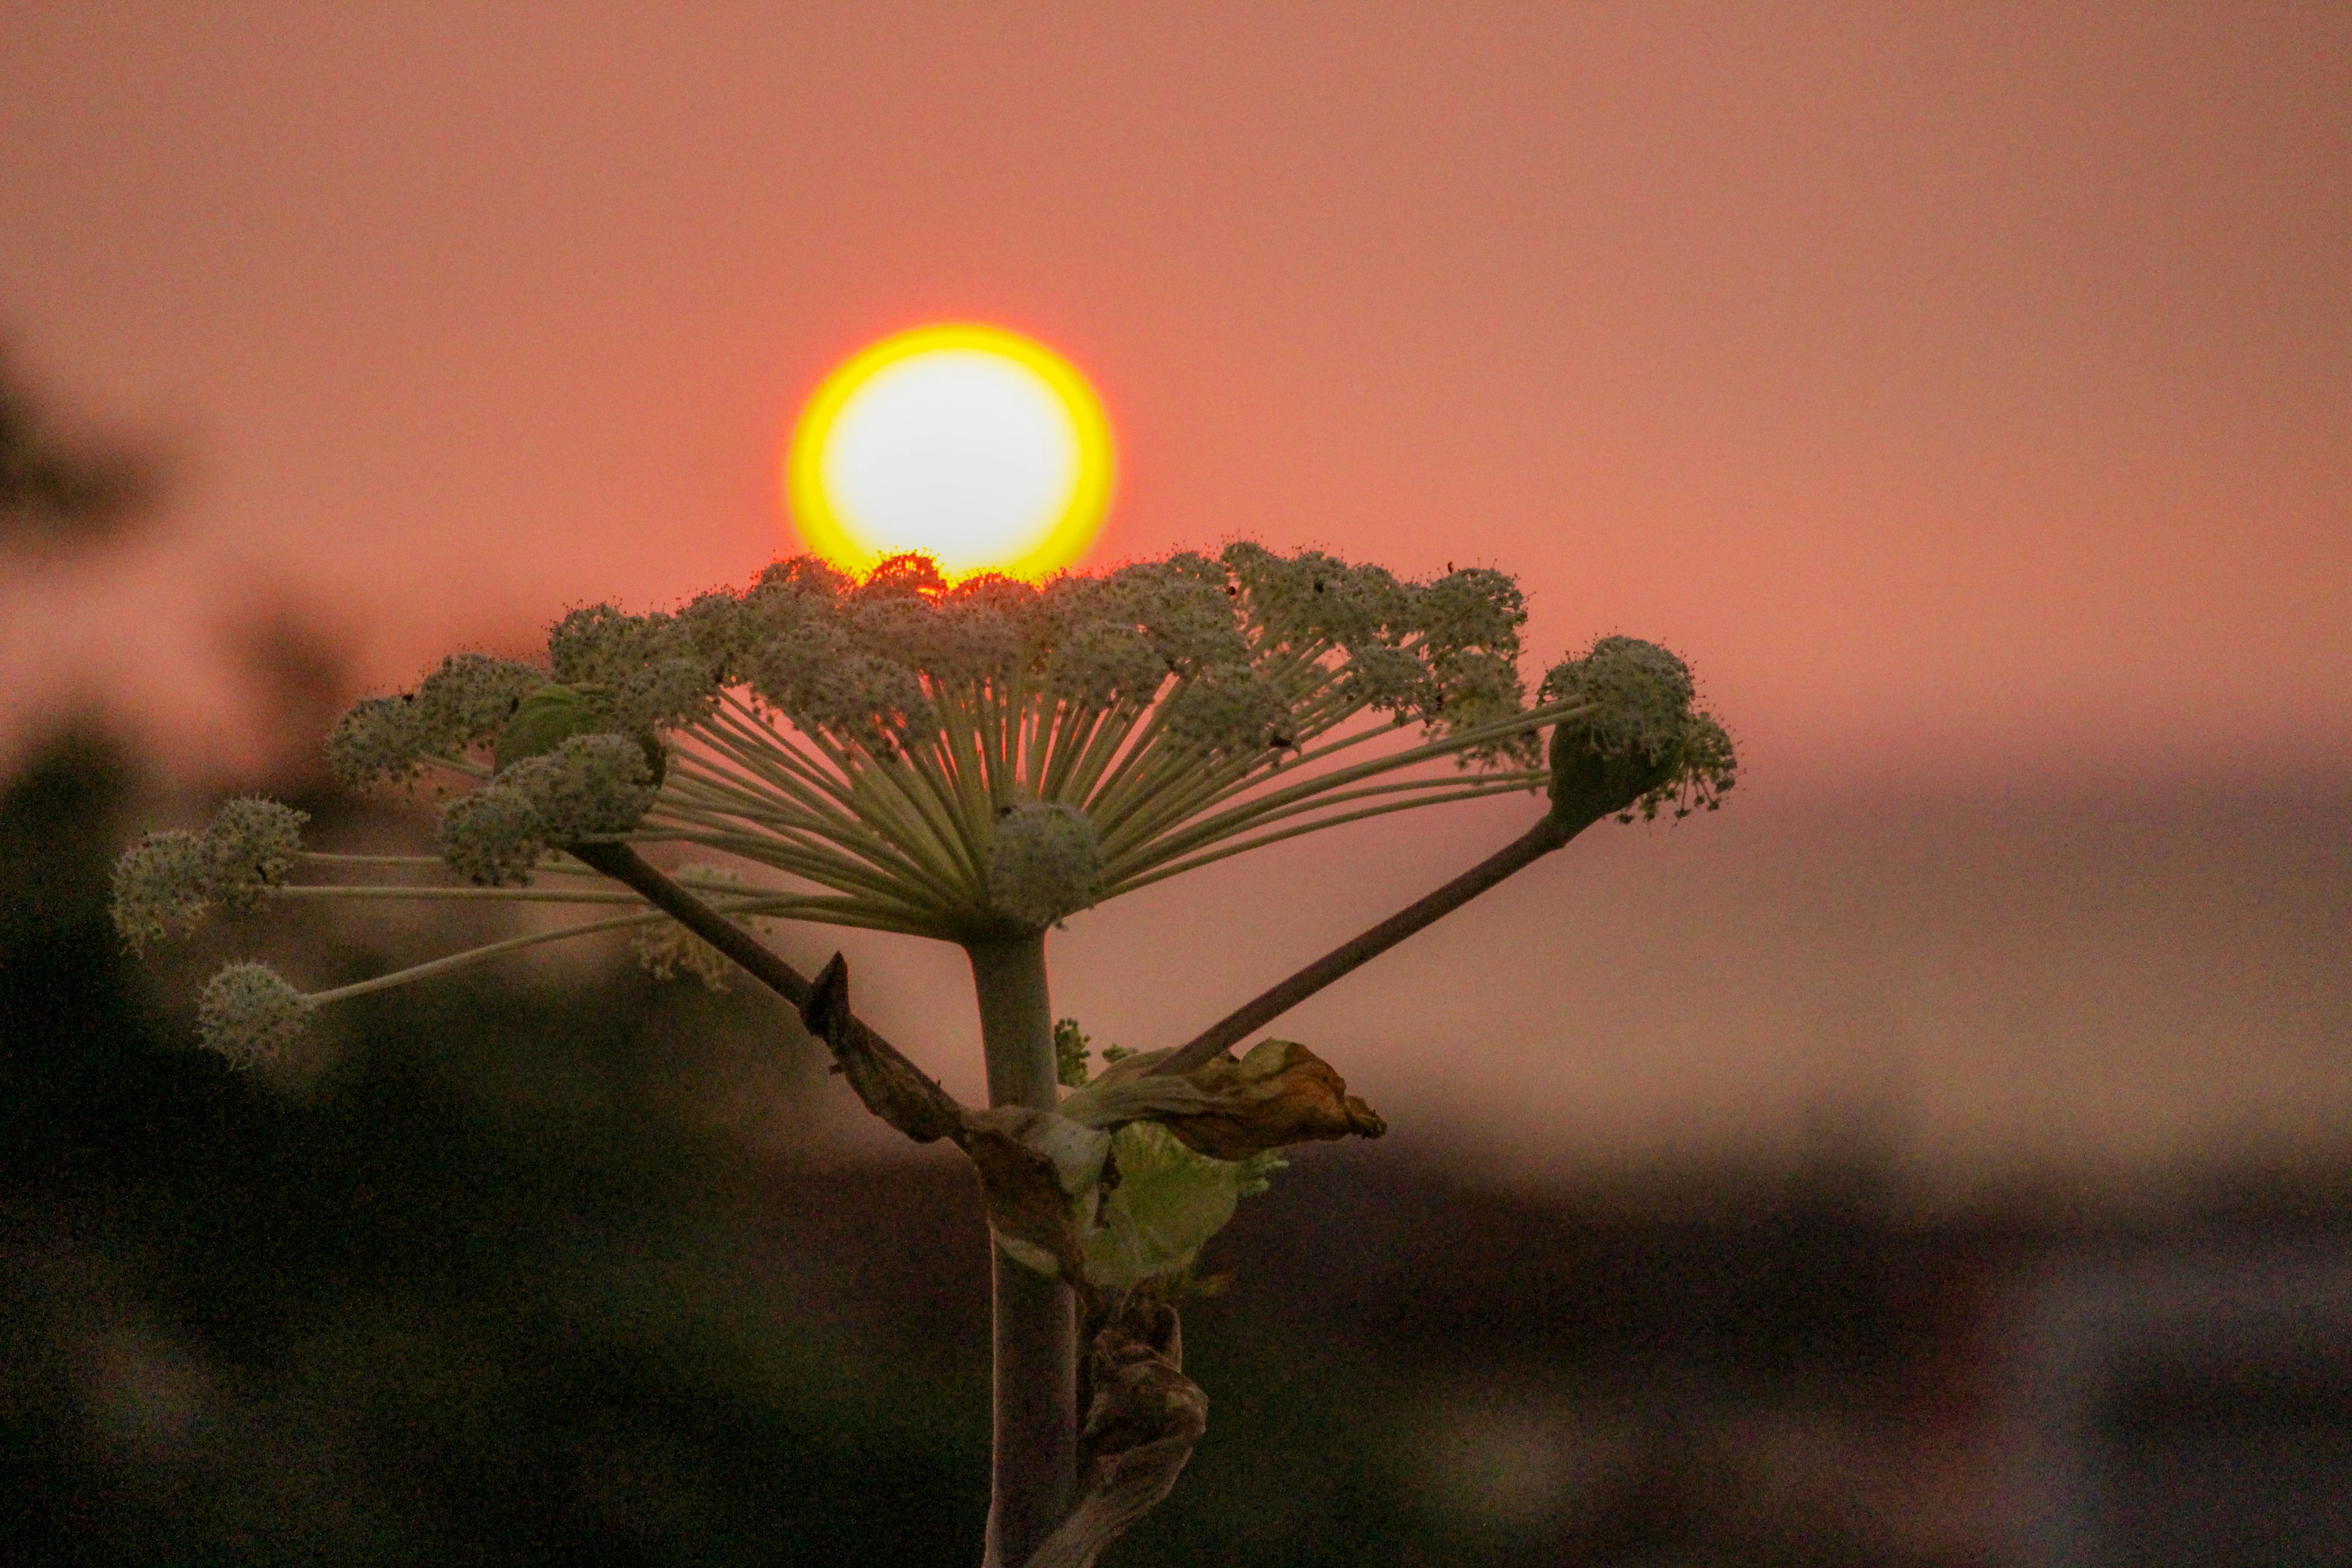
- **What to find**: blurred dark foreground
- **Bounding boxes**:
[4,737,2347,1568]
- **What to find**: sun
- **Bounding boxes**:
[786,323,1114,581]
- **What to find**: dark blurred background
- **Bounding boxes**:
[6,725,2348,1568]
[5,6,2350,1562]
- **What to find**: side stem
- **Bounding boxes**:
[1153,811,1581,1076]
[562,843,956,1130]
[967,933,1077,1568]
[564,841,821,1010]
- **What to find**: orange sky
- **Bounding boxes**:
[2,2,2344,790]
[3,5,2346,1180]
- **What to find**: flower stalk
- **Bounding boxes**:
[111,543,1736,1566]
[969,937,1080,1566]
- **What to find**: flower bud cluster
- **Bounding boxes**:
[438,543,1542,769]
[328,654,546,788]
[439,734,658,885]
[546,603,725,734]
[1220,543,1535,760]
[986,802,1105,927]
[1036,554,1244,705]
[1163,666,1296,754]
[110,797,309,950]
[109,830,209,950]
[206,797,308,910]
[1541,636,1738,821]
[197,961,314,1067]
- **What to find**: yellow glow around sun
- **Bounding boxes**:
[786,323,1114,580]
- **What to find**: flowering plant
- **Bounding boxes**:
[115,543,1731,1567]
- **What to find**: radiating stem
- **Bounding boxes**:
[1152,808,1588,1076]
[308,911,668,1003]
[967,932,1077,1567]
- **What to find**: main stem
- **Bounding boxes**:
[967,933,1077,1568]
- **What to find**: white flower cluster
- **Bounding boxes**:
[197,961,314,1067]
[986,803,1104,927]
[439,733,658,885]
[1540,636,1736,822]
[110,797,308,950]
[327,653,545,790]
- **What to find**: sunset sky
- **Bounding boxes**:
[3,4,2344,1181]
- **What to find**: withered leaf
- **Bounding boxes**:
[1025,1304,1208,1568]
[1140,1038,1386,1161]
[962,1106,1105,1283]
[800,952,966,1144]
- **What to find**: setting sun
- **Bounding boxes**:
[786,323,1114,580]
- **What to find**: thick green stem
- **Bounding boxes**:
[967,933,1077,1567]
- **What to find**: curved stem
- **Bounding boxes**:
[967,933,1077,1567]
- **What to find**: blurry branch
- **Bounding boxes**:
[0,344,159,546]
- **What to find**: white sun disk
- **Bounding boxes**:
[818,349,1082,578]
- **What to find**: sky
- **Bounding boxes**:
[2,3,2345,1182]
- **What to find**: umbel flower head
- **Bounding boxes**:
[1541,635,1738,824]
[322,543,1621,943]
[111,797,308,951]
[118,543,1733,1057]
[197,962,314,1068]
[107,538,1743,1568]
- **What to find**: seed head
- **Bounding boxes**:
[197,962,314,1068]
[987,802,1105,928]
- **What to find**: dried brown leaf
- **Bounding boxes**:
[1148,1038,1386,1161]
[1025,1303,1207,1568]
[800,952,967,1144]
[962,1107,1099,1282]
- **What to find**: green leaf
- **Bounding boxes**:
[1082,1123,1258,1291]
